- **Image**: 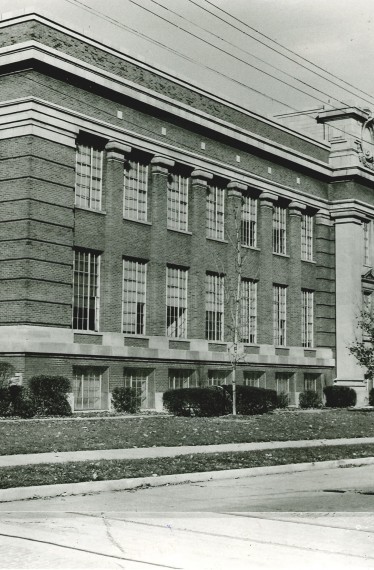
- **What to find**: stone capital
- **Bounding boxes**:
[288,201,306,216]
[227,181,247,198]
[151,156,175,174]
[105,141,131,161]
[191,169,213,186]
[331,210,369,226]
[259,191,277,207]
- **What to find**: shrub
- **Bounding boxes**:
[222,385,277,415]
[0,362,15,389]
[112,387,141,414]
[369,388,374,406]
[323,385,357,408]
[29,375,72,416]
[276,392,290,409]
[9,385,36,419]
[299,390,322,409]
[163,387,226,417]
[0,387,11,417]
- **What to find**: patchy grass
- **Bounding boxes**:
[0,444,373,489]
[0,409,373,456]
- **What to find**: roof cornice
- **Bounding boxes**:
[0,10,330,151]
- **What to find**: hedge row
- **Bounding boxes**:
[163,385,278,417]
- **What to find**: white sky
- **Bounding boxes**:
[1,0,374,118]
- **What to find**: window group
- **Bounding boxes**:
[73,251,314,347]
[75,144,315,258]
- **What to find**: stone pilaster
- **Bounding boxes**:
[225,181,247,341]
[288,201,305,346]
[101,141,131,332]
[258,191,277,344]
[189,169,213,341]
[331,211,366,392]
[147,156,175,336]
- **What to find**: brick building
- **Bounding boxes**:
[0,10,372,410]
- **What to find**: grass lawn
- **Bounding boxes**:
[0,409,373,456]
[1,443,373,489]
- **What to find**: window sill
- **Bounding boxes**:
[73,330,101,335]
[167,228,192,235]
[241,245,260,251]
[301,258,316,264]
[123,217,152,226]
[75,206,106,215]
[206,237,228,244]
[273,252,290,258]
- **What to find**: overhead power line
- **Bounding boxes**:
[197,0,374,108]
[62,0,296,111]
[146,0,352,109]
[53,0,374,148]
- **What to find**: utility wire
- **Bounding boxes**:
[144,0,350,109]
[41,0,374,149]
[197,0,374,108]
[60,0,301,112]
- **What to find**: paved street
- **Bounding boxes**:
[1,464,374,568]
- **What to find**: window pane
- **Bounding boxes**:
[167,174,189,231]
[301,289,314,347]
[273,285,287,346]
[75,144,103,210]
[205,273,224,341]
[73,250,100,331]
[73,369,103,410]
[241,195,257,247]
[123,259,147,334]
[124,160,148,221]
[241,279,257,343]
[167,267,188,338]
[206,186,225,240]
[301,214,313,261]
[273,206,287,254]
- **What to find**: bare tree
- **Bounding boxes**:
[349,309,374,380]
[217,187,258,415]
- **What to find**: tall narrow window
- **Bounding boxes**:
[75,144,103,210]
[166,266,188,338]
[273,205,287,254]
[241,195,257,247]
[168,369,195,389]
[206,273,224,341]
[273,284,287,346]
[241,278,257,343]
[124,160,148,221]
[123,368,151,409]
[167,174,189,231]
[244,371,266,388]
[301,289,314,348]
[301,213,313,261]
[364,222,370,265]
[123,259,147,335]
[73,367,105,410]
[207,370,229,386]
[206,185,225,240]
[276,372,291,394]
[72,250,100,331]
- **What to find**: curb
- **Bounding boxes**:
[1,456,374,503]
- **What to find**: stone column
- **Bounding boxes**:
[332,211,367,404]
[147,156,175,336]
[101,141,131,332]
[189,169,213,342]
[288,201,305,346]
[258,191,277,344]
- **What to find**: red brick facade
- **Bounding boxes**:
[1,11,372,409]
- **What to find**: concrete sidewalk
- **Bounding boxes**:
[1,436,374,467]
